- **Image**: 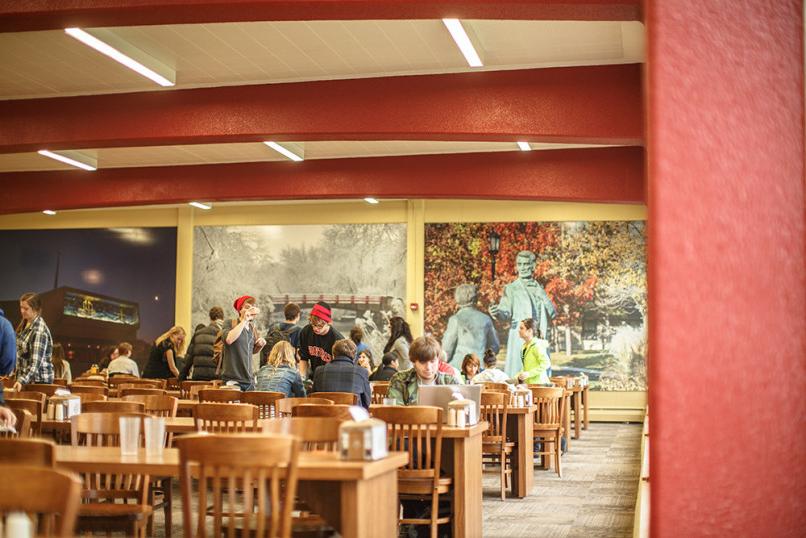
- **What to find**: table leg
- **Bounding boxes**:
[573,390,582,439]
[443,436,483,537]
[507,412,534,498]
[582,387,590,430]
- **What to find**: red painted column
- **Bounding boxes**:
[646,1,805,537]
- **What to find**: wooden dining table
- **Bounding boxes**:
[55,445,409,538]
[503,405,535,498]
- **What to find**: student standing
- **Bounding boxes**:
[220,295,266,391]
[13,292,53,391]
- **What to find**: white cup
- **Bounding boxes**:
[119,416,141,456]
[144,417,166,457]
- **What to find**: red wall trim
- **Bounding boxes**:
[646,0,805,536]
[0,1,642,32]
[0,147,644,214]
[0,65,642,154]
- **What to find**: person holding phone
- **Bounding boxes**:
[220,295,266,391]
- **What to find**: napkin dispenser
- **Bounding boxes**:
[339,418,388,461]
[47,393,81,420]
[513,386,532,407]
[447,399,477,427]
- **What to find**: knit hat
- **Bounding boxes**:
[310,301,332,324]
[233,295,255,312]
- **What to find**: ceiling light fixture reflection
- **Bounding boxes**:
[442,19,483,67]
[364,197,379,204]
[189,201,212,210]
[37,150,97,171]
[264,141,304,162]
[65,28,175,87]
[517,142,532,151]
[43,210,57,216]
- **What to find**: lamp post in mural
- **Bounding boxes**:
[488,230,501,281]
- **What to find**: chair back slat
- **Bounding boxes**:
[241,392,284,419]
[194,403,259,433]
[176,433,300,538]
[69,384,109,396]
[308,392,358,405]
[82,401,146,414]
[291,403,353,421]
[276,397,333,417]
[198,389,242,404]
[119,387,167,397]
[263,417,341,452]
[23,383,62,396]
[121,395,179,417]
[180,380,220,399]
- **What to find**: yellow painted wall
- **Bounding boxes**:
[0,199,647,419]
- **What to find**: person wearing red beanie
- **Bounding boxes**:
[297,300,344,379]
[220,295,267,390]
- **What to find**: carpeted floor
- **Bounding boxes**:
[482,422,642,538]
[151,422,641,537]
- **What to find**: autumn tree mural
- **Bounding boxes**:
[424,221,646,391]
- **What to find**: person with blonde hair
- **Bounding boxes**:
[13,292,53,391]
[143,326,186,378]
[255,340,305,397]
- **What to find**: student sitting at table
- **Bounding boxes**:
[255,340,306,397]
[369,352,399,381]
[471,348,515,385]
[106,342,140,378]
[311,338,371,409]
[387,336,461,405]
[459,353,480,383]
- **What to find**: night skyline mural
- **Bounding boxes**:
[0,227,176,344]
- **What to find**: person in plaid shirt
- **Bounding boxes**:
[12,292,54,391]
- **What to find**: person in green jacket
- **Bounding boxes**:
[516,318,551,385]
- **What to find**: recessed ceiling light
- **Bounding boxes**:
[442,19,483,67]
[189,201,212,210]
[37,150,97,171]
[264,141,304,162]
[42,210,57,216]
[65,28,175,87]
[517,142,532,151]
[364,197,379,204]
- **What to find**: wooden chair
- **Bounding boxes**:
[263,417,341,452]
[24,383,63,396]
[82,400,146,414]
[70,379,107,388]
[241,391,285,419]
[308,391,358,405]
[7,390,46,425]
[483,382,511,392]
[0,437,56,466]
[180,380,217,399]
[75,392,107,403]
[1,408,32,438]
[480,391,514,500]
[4,397,44,434]
[188,383,217,400]
[2,376,15,388]
[0,464,82,538]
[198,388,242,403]
[292,403,354,421]
[107,375,138,386]
[194,403,259,433]
[176,433,300,538]
[120,387,167,397]
[529,386,565,478]
[120,394,178,536]
[70,412,152,537]
[371,382,390,404]
[276,397,333,417]
[52,378,69,386]
[124,379,167,389]
[372,406,450,538]
[69,384,108,397]
[165,377,181,391]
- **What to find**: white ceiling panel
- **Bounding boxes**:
[0,141,616,172]
[0,19,644,100]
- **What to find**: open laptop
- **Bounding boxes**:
[417,384,482,424]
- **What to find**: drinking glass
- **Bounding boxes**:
[144,416,166,457]
[119,416,141,456]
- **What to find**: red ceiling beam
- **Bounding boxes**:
[0,1,642,32]
[0,65,642,154]
[0,147,644,214]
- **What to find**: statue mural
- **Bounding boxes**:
[441,284,500,369]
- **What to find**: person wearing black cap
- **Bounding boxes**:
[297,301,344,380]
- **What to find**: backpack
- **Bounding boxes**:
[213,319,238,376]
[260,323,294,363]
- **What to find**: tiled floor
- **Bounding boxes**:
[482,422,642,538]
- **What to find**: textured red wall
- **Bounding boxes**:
[646,1,805,536]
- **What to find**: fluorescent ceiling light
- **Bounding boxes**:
[37,150,96,171]
[442,19,483,67]
[65,27,175,87]
[42,210,57,216]
[264,141,304,162]
[517,142,532,151]
[364,197,379,204]
[189,201,212,210]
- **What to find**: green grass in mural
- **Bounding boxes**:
[552,350,612,370]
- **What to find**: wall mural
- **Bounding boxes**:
[0,228,177,373]
[192,224,407,364]
[424,221,647,391]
